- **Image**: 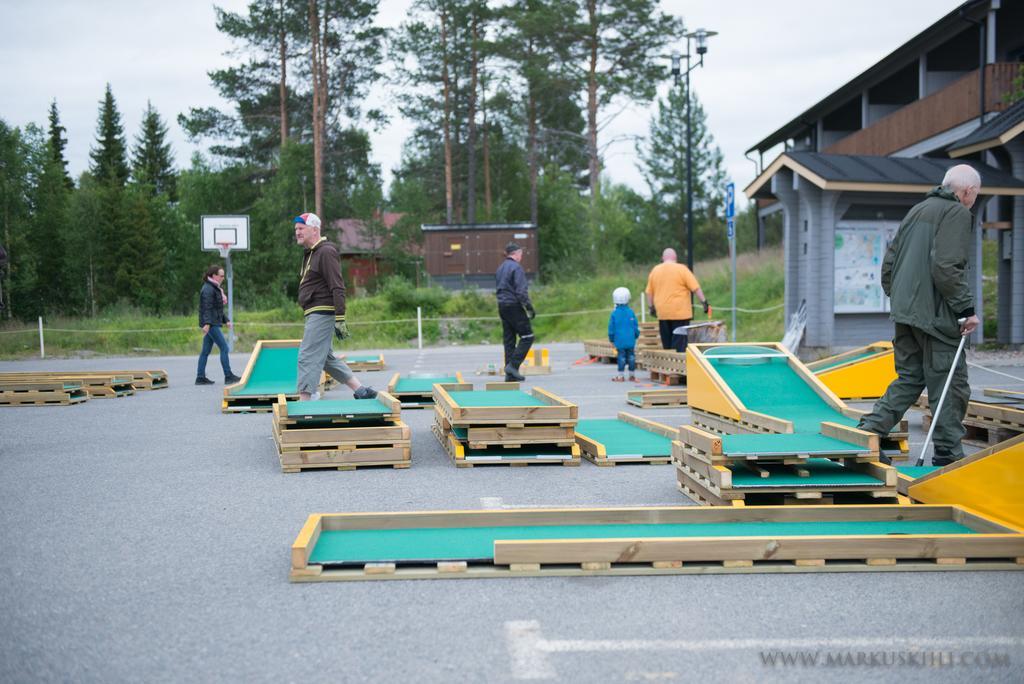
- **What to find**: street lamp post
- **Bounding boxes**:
[670,28,716,272]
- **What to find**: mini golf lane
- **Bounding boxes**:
[393,376,460,394]
[308,519,976,564]
[574,418,673,458]
[443,390,548,407]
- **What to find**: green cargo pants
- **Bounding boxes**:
[858,323,969,460]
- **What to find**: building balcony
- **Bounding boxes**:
[824,63,1020,157]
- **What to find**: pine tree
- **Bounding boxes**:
[577,0,681,205]
[47,100,74,190]
[89,84,130,187]
[636,83,728,262]
[131,101,177,199]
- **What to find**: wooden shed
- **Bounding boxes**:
[421,223,538,288]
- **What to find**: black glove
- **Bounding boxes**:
[702,300,710,315]
[334,319,349,340]
[525,304,536,320]
[648,304,656,318]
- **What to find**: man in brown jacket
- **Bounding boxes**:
[293,212,377,401]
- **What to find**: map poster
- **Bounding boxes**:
[834,225,895,313]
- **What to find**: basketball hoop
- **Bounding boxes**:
[217,243,231,259]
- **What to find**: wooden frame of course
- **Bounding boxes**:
[289,504,1024,582]
[433,382,577,426]
[272,392,409,472]
[637,348,686,385]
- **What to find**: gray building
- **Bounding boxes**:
[745,0,1024,350]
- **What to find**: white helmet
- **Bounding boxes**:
[612,287,630,305]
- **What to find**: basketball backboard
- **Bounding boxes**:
[201,215,250,252]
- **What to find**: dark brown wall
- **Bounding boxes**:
[424,229,538,277]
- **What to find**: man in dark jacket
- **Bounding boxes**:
[857,164,981,466]
[293,212,377,401]
[496,242,535,382]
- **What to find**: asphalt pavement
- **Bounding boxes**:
[1,342,1022,683]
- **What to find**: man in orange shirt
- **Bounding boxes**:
[645,248,709,352]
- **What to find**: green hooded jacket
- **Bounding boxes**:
[880,186,975,346]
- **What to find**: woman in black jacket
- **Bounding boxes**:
[196,264,241,385]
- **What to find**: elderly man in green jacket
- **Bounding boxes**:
[857,164,981,466]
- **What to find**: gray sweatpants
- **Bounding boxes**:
[296,313,354,394]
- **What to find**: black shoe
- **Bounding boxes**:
[224,374,242,383]
[195,376,215,385]
[504,364,526,382]
[505,374,517,382]
[353,385,378,400]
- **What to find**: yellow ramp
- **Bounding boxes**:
[809,342,896,400]
[909,439,1024,530]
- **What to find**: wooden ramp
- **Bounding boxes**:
[676,343,905,506]
[807,342,896,400]
[223,340,309,413]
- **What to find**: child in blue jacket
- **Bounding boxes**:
[608,287,640,382]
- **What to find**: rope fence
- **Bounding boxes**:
[1,303,786,357]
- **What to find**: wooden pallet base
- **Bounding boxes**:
[282,462,410,473]
[279,444,411,471]
[674,458,898,507]
[432,422,581,467]
[294,556,1024,581]
[649,370,684,386]
[921,412,1020,448]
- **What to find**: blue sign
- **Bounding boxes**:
[727,218,735,239]
[725,182,735,219]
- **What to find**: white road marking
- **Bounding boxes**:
[506,620,1024,680]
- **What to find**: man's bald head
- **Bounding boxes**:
[661,248,677,263]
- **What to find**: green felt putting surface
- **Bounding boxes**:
[727,458,882,487]
[458,442,575,458]
[709,356,855,433]
[230,347,299,396]
[394,376,459,393]
[720,433,869,456]
[897,465,941,480]
[285,398,391,417]
[812,350,884,372]
[308,520,976,564]
[445,390,547,407]
[575,419,672,457]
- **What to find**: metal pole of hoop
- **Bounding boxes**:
[218,243,236,347]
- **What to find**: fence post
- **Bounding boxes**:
[38,316,45,358]
[417,306,423,350]
[640,292,646,324]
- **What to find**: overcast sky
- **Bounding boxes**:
[0,0,965,207]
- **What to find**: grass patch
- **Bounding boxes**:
[0,248,785,358]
